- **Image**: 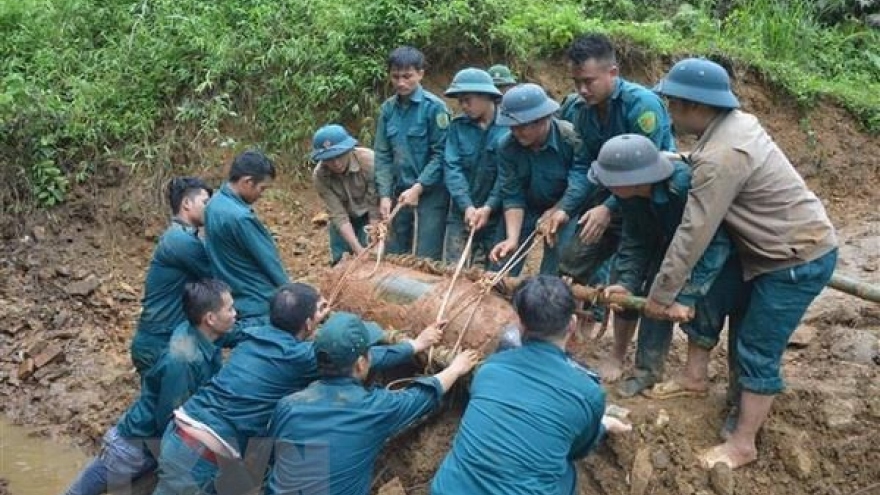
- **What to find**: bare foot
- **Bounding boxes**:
[598,356,625,382]
[700,441,758,470]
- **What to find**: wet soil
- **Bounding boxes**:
[1,56,879,495]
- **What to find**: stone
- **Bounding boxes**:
[31,226,48,243]
[779,435,814,480]
[655,409,670,428]
[788,324,817,348]
[17,358,35,380]
[311,212,330,227]
[630,447,654,495]
[56,265,72,277]
[377,477,406,495]
[709,462,734,495]
[65,274,101,297]
[651,448,671,470]
[830,329,878,365]
[823,399,858,429]
[52,310,71,329]
[33,344,63,369]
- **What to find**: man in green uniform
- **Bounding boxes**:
[64,279,235,495]
[558,33,677,382]
[431,276,630,495]
[264,312,479,495]
[373,46,451,260]
[131,177,213,376]
[646,58,838,469]
[442,68,507,266]
[311,124,379,265]
[488,83,590,275]
[205,150,289,325]
[487,64,517,94]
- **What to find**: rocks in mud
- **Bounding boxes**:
[377,477,406,495]
[788,324,817,348]
[778,431,814,480]
[830,328,878,365]
[630,447,654,495]
[31,226,49,243]
[822,398,859,429]
[651,447,671,470]
[65,274,101,297]
[16,343,64,381]
[709,462,735,495]
[311,212,330,227]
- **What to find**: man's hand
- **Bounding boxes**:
[379,198,392,220]
[665,302,694,323]
[578,205,612,244]
[490,239,518,263]
[643,297,669,320]
[469,206,492,232]
[411,319,447,353]
[601,414,633,434]
[603,285,632,314]
[537,209,569,247]
[397,183,424,207]
[448,349,481,377]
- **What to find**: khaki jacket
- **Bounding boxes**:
[312,147,380,228]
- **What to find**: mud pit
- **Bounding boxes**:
[1,57,879,495]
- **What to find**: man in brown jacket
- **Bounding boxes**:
[645,58,838,469]
[311,124,380,265]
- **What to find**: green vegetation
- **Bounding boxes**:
[1,0,878,210]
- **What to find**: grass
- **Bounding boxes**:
[0,0,878,210]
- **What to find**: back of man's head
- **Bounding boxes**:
[229,150,276,184]
[183,279,231,326]
[512,275,575,341]
[167,177,212,215]
[270,283,320,336]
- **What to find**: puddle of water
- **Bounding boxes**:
[0,417,89,495]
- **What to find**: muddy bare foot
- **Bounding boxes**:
[598,356,625,382]
[701,441,758,470]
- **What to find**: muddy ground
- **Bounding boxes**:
[1,57,879,495]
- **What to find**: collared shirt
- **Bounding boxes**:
[498,118,591,217]
[614,161,732,306]
[266,376,443,495]
[431,340,606,495]
[136,219,212,335]
[181,324,416,454]
[444,111,509,214]
[374,85,451,197]
[204,183,289,318]
[650,110,838,305]
[313,147,380,228]
[117,322,222,439]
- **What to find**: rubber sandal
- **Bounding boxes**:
[617,375,657,398]
[644,380,709,400]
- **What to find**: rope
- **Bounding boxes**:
[426,228,476,370]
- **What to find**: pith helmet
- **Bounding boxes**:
[588,134,674,187]
[310,124,357,162]
[445,68,502,97]
[653,58,740,109]
[488,64,517,86]
[496,84,560,126]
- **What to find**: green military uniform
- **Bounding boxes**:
[374,85,451,260]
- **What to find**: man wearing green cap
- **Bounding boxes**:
[587,134,744,398]
[374,46,451,260]
[487,64,517,94]
[264,312,479,495]
[442,67,508,266]
[488,83,592,275]
[431,276,631,495]
[647,58,838,469]
[556,33,678,382]
[311,124,379,265]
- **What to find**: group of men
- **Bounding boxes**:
[62,30,837,495]
[311,31,838,474]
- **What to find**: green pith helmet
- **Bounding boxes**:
[488,64,517,87]
[496,83,560,126]
[445,68,503,97]
[310,124,357,161]
[653,58,740,109]
[588,134,674,187]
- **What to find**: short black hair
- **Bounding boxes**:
[315,350,367,378]
[270,283,320,335]
[167,177,212,215]
[566,33,617,66]
[183,279,231,326]
[229,150,276,183]
[512,276,575,340]
[387,46,425,71]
